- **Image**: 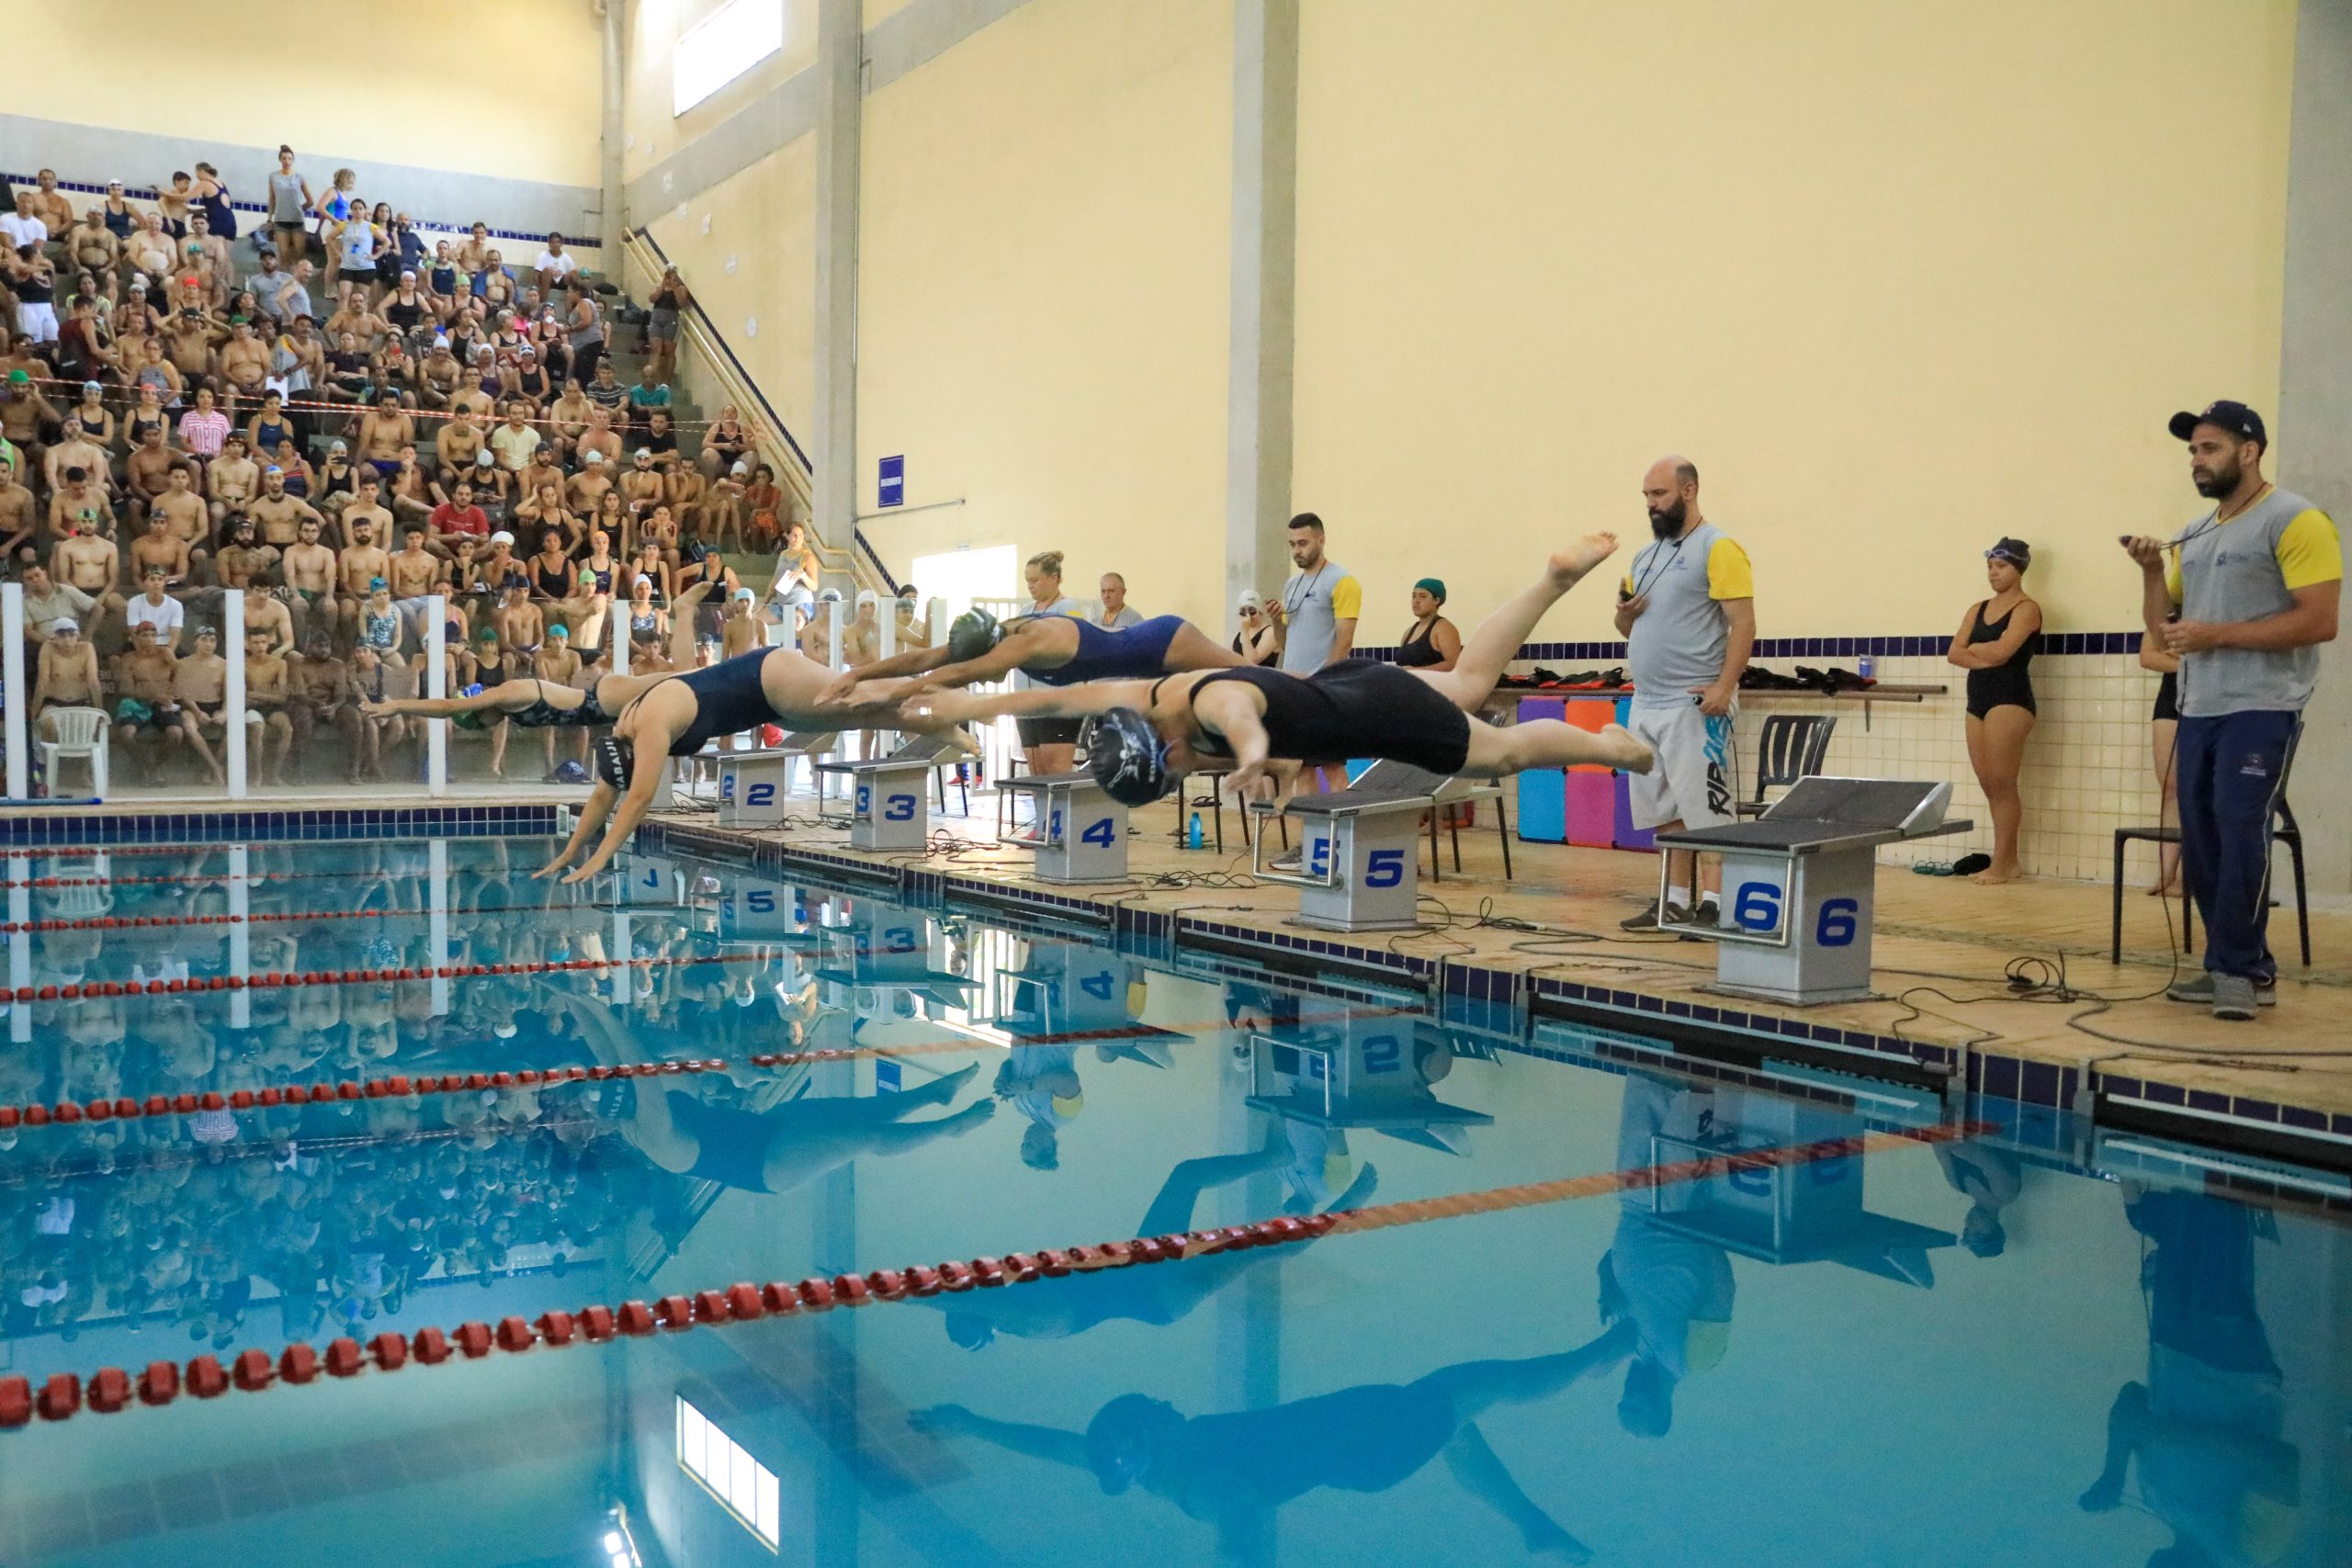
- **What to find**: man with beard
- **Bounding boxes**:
[1613,457,1754,932]
[2123,402,2340,1021]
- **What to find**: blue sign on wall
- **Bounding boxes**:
[878,455,904,508]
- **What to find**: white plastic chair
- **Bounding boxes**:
[37,707,109,796]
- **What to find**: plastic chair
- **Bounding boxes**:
[2110,800,2309,966]
[1736,714,1837,817]
[37,707,109,796]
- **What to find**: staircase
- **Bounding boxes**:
[606,228,888,604]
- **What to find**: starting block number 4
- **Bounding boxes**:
[1730,881,1859,947]
[1047,810,1118,848]
[855,785,917,821]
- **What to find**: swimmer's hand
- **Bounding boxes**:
[907,1404,976,1436]
[816,669,863,705]
[1220,759,1295,802]
[359,698,390,716]
[902,690,981,728]
[531,850,572,880]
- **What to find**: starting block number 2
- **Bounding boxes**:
[1732,882,1859,947]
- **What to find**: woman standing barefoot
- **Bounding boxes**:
[1947,538,2041,885]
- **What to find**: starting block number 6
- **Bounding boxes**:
[1731,881,1859,947]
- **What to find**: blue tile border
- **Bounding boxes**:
[1355,630,2146,665]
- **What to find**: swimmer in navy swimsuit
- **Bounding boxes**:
[820,608,1241,704]
[906,536,1653,803]
[538,637,977,884]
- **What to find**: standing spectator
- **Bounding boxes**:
[1396,578,1461,671]
[645,265,689,383]
[2124,400,2341,1021]
[266,147,316,261]
[1614,456,1755,931]
[565,279,606,387]
[1946,539,2041,885]
[191,162,236,241]
[1012,549,1086,776]
[1096,572,1143,629]
[1272,513,1360,673]
[1231,590,1280,665]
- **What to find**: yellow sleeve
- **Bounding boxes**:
[1706,537,1753,600]
[1329,574,1363,620]
[2276,508,2343,591]
[1620,571,1634,598]
[2164,550,2183,605]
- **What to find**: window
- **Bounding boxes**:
[673,0,785,116]
[677,1395,781,1548]
[910,545,1017,622]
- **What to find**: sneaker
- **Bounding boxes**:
[1679,899,1721,942]
[2211,973,2259,1022]
[2165,973,2276,1007]
[1621,904,1690,932]
[1269,851,1303,873]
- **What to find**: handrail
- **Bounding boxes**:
[627,228,810,469]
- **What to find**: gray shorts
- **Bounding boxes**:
[1626,701,1737,831]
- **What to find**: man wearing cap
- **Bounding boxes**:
[2123,401,2342,1021]
[33,615,101,737]
[1614,456,1755,931]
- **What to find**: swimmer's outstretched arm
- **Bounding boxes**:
[907,1405,1091,1471]
[361,684,525,719]
[536,780,618,878]
[817,640,957,703]
[906,677,1158,728]
[562,736,671,884]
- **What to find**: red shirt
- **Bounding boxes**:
[429,502,489,539]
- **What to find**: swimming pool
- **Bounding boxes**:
[0,831,2343,1567]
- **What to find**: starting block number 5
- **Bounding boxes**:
[1731,882,1859,947]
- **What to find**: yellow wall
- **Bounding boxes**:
[854,0,1234,623]
[1291,0,2296,643]
[624,0,820,183]
[7,0,603,188]
[640,136,820,451]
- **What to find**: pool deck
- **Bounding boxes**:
[643,796,2352,1168]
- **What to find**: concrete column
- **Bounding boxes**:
[2276,0,2352,895]
[813,0,864,551]
[1225,0,1300,614]
[599,0,628,249]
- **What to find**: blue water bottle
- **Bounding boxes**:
[1856,652,1875,682]
[1187,811,1203,850]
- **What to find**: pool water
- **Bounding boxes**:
[0,833,2345,1568]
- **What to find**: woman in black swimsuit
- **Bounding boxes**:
[1945,538,2042,886]
[1395,578,1461,671]
[910,536,1652,802]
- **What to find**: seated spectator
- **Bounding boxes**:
[33,616,102,736]
[111,621,188,781]
[1396,578,1461,671]
[533,233,579,296]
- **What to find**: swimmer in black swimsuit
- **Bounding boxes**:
[1945,538,2042,886]
[361,581,712,725]
[910,536,1650,803]
[537,640,977,884]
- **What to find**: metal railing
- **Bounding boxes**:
[616,228,896,599]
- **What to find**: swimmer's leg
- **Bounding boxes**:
[1138,1143,1291,1238]
[1414,1323,1637,1423]
[670,580,713,669]
[1415,533,1621,711]
[1442,1425,1593,1564]
[1458,714,1652,777]
[1165,619,1247,671]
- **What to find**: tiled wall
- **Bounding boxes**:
[1762,652,2169,883]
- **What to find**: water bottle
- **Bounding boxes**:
[1856,652,1875,682]
[1187,811,1203,850]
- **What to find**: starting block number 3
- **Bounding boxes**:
[855,784,916,821]
[1731,882,1858,946]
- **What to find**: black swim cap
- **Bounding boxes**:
[593,735,634,790]
[946,607,1003,663]
[1085,707,1168,807]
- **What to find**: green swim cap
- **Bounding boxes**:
[947,606,1003,663]
[1414,578,1446,604]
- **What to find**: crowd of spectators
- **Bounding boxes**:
[0,154,816,787]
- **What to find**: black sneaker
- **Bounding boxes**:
[1622,904,1689,932]
[1679,900,1721,942]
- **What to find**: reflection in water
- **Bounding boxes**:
[2079,1187,2301,1568]
[911,1321,1633,1564]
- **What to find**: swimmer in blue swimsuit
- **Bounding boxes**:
[537,640,978,885]
[820,608,1242,704]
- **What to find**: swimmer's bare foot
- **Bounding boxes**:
[1597,723,1654,773]
[1549,532,1620,587]
[2145,879,2178,897]
[673,579,714,608]
[1968,866,2021,886]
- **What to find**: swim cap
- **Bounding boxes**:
[946,606,1002,663]
[1414,577,1446,604]
[593,734,634,790]
[1085,707,1169,807]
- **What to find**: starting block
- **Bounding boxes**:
[815,733,963,852]
[1253,762,1452,931]
[1653,777,1969,1006]
[718,733,839,827]
[998,773,1129,884]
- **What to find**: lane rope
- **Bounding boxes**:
[0,1121,1987,1429]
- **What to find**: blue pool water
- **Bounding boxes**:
[0,832,2345,1567]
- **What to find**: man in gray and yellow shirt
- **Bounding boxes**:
[2125,400,2340,1021]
